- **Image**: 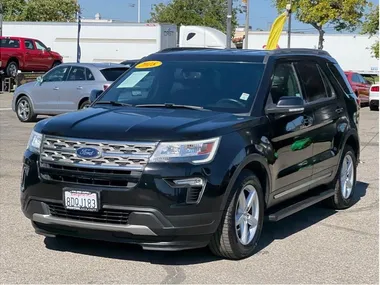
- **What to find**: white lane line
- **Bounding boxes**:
[0,108,12,111]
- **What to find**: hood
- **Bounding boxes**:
[35,106,259,141]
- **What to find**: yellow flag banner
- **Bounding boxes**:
[265,11,288,50]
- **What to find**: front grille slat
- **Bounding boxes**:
[39,135,157,187]
[47,203,130,225]
[40,136,157,170]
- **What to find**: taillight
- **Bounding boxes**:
[103,84,110,90]
[371,85,379,92]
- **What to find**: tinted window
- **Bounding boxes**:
[270,62,302,104]
[43,66,70,82]
[96,61,265,113]
[295,62,330,103]
[327,63,353,94]
[100,68,129,81]
[24,40,34,50]
[1,39,20,48]
[85,68,95,80]
[67,67,86,81]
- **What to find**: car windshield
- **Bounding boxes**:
[95,60,265,113]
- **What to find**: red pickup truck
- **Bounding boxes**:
[0,36,63,77]
[344,71,372,106]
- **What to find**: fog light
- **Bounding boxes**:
[173,178,205,187]
[172,178,206,204]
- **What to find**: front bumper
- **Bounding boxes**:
[20,150,227,250]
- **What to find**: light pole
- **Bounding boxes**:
[226,0,232,48]
[137,0,141,23]
[286,2,292,48]
[244,0,250,49]
[0,2,3,37]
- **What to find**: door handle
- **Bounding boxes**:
[335,107,344,114]
[77,86,83,90]
[301,116,313,128]
[53,87,59,90]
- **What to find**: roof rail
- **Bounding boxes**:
[268,48,331,56]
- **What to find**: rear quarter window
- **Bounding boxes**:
[100,68,129,81]
[327,63,354,94]
[1,39,20,48]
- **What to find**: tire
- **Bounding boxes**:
[16,96,37,122]
[209,169,264,260]
[369,104,378,111]
[79,99,90,109]
[324,145,357,210]
[6,60,18,77]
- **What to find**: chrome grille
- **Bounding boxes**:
[40,136,157,171]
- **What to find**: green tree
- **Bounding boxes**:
[3,0,79,22]
[273,0,368,49]
[149,0,241,37]
[361,3,379,58]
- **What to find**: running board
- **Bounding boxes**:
[266,189,335,222]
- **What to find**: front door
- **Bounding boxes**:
[34,39,54,70]
[266,61,314,203]
[31,65,71,114]
[23,39,40,70]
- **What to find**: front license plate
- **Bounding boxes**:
[63,190,99,211]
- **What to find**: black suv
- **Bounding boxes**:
[21,48,360,259]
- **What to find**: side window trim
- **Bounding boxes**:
[317,64,337,99]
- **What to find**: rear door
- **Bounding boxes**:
[293,59,343,189]
[266,60,315,202]
[58,66,96,111]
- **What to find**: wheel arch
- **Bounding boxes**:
[220,154,272,211]
[14,93,36,111]
[78,97,90,109]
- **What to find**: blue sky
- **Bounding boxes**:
[78,0,376,33]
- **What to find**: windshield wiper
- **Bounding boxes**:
[135,103,209,111]
[94,101,133,107]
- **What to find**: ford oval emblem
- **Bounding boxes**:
[76,147,101,159]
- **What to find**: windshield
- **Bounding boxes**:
[95,60,265,113]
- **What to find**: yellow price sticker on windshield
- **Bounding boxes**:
[135,61,162,69]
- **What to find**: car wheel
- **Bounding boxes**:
[324,145,357,210]
[79,99,91,109]
[369,104,378,111]
[209,169,264,260]
[6,61,18,77]
[16,96,37,122]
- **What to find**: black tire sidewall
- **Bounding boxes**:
[79,100,90,109]
[333,146,357,208]
[16,96,35,122]
[228,170,265,257]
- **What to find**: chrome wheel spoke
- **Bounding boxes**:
[247,214,258,227]
[238,191,246,212]
[245,191,255,212]
[240,220,248,244]
[235,212,245,226]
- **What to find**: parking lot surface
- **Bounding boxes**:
[0,92,378,284]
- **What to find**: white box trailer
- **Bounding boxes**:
[243,31,379,74]
[2,22,235,64]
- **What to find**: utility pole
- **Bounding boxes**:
[76,9,81,63]
[226,0,232,48]
[286,2,292,48]
[244,0,250,49]
[137,0,141,23]
[0,2,3,37]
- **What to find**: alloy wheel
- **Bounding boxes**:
[17,99,30,121]
[340,154,354,199]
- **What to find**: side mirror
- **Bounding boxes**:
[265,96,305,115]
[90,89,103,103]
[46,47,51,52]
[36,76,43,84]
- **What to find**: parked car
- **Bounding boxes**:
[369,83,379,111]
[20,48,360,260]
[0,36,63,77]
[344,71,372,106]
[12,62,129,122]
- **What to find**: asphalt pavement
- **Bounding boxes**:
[0,92,378,284]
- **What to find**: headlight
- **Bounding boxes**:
[149,137,221,164]
[27,130,42,154]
